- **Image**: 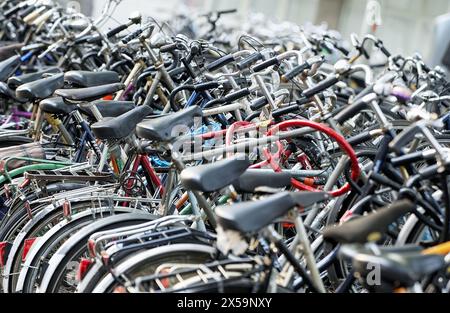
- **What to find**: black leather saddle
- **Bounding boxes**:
[55,83,124,102]
[91,105,153,140]
[341,245,445,289]
[78,100,135,118]
[7,67,61,89]
[323,199,416,244]
[39,97,76,115]
[0,55,21,82]
[232,170,292,192]
[216,191,330,233]
[64,70,120,87]
[180,155,251,192]
[15,73,64,101]
[40,98,136,118]
[136,105,203,142]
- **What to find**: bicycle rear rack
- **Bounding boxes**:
[131,258,263,293]
[24,169,116,183]
[105,226,216,264]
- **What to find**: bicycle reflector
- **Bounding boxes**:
[4,185,11,200]
[22,237,38,262]
[76,258,93,282]
[87,239,96,258]
[63,199,72,220]
[159,268,171,289]
[101,251,110,267]
[0,241,11,267]
[25,201,32,219]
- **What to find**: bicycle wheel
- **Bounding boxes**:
[16,207,136,293]
[2,199,124,293]
[91,243,216,293]
[37,213,157,293]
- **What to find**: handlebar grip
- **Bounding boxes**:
[106,24,128,38]
[5,4,22,18]
[250,96,270,111]
[272,104,299,118]
[390,151,426,167]
[220,76,250,89]
[419,164,440,180]
[206,54,235,71]
[422,63,431,72]
[301,75,339,98]
[381,46,391,58]
[122,28,143,44]
[87,34,102,44]
[346,131,373,146]
[218,9,237,15]
[236,52,263,70]
[23,8,43,24]
[334,94,376,124]
[160,43,178,53]
[74,35,90,44]
[379,45,391,58]
[193,81,220,92]
[19,5,35,18]
[282,62,309,82]
[334,101,369,125]
[252,57,279,72]
[296,97,312,106]
[335,44,350,56]
[222,88,250,103]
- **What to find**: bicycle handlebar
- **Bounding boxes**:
[236,52,263,70]
[206,54,235,71]
[222,88,250,103]
[334,93,377,125]
[193,81,220,91]
[302,75,339,98]
[106,24,128,38]
[160,42,178,53]
[390,150,432,167]
[252,57,279,72]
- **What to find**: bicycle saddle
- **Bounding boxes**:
[78,100,135,118]
[136,105,203,142]
[55,83,124,102]
[15,73,64,101]
[0,82,26,102]
[216,191,330,233]
[232,169,292,192]
[39,97,76,115]
[7,67,61,89]
[0,55,21,82]
[180,155,251,192]
[322,199,416,244]
[340,245,446,289]
[91,105,153,140]
[64,70,120,87]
